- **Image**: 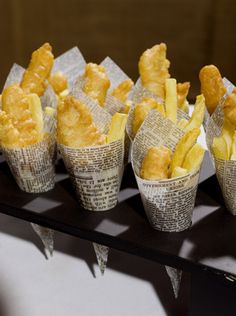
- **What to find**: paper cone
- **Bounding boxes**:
[31,223,54,258]
[165,266,182,298]
[3,139,55,193]
[59,139,124,211]
[93,243,109,275]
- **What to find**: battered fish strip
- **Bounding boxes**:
[57,95,106,148]
[139,43,170,99]
[223,89,236,126]
[199,65,226,114]
[111,79,134,104]
[132,97,165,137]
[20,43,54,96]
[177,82,190,111]
[83,63,110,107]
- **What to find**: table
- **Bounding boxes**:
[0,152,235,315]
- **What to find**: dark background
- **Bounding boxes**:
[1,0,236,101]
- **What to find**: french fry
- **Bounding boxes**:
[182,143,205,172]
[106,112,127,143]
[171,166,188,178]
[170,128,200,175]
[44,106,56,117]
[184,94,205,132]
[230,130,236,160]
[27,93,44,137]
[212,136,228,160]
[177,118,188,130]
[221,119,234,159]
[165,78,177,123]
[121,100,132,114]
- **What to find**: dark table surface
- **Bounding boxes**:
[0,152,236,286]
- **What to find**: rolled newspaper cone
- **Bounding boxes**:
[132,110,201,232]
[3,138,55,193]
[206,78,236,215]
[59,139,124,211]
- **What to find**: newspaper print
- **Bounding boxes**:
[31,223,54,258]
[132,110,200,232]
[93,243,109,275]
[206,78,236,215]
[2,139,55,193]
[165,266,182,298]
[59,139,124,211]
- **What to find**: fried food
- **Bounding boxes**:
[177,82,190,110]
[83,63,110,107]
[132,97,165,136]
[140,146,171,180]
[212,136,228,160]
[121,100,132,114]
[221,119,234,158]
[182,143,205,172]
[231,130,236,160]
[106,113,127,143]
[165,78,177,123]
[27,93,44,135]
[184,94,205,132]
[20,43,54,96]
[223,91,236,126]
[49,71,68,94]
[177,118,189,130]
[139,43,170,99]
[111,79,134,103]
[171,166,188,178]
[170,128,200,175]
[57,95,106,148]
[199,65,226,114]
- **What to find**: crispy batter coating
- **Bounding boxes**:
[138,43,170,99]
[199,65,226,114]
[57,95,106,148]
[111,79,134,103]
[132,97,165,137]
[177,82,190,109]
[140,146,171,180]
[223,92,236,126]
[83,63,110,107]
[20,43,54,96]
[49,71,68,94]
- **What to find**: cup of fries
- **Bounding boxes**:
[131,74,205,232]
[205,77,236,215]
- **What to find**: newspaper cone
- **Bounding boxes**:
[132,110,201,232]
[59,139,124,211]
[93,243,109,275]
[165,266,182,298]
[2,138,55,193]
[206,78,236,215]
[31,223,54,258]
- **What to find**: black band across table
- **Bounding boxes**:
[0,152,236,288]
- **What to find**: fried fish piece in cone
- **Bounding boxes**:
[199,65,226,114]
[111,79,134,103]
[57,95,106,147]
[139,43,170,99]
[177,82,190,112]
[140,146,171,180]
[83,63,110,107]
[20,43,54,96]
[223,89,236,126]
[132,97,165,136]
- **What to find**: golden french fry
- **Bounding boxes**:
[111,79,134,103]
[230,130,236,160]
[171,166,188,178]
[140,146,171,180]
[180,100,189,113]
[170,128,200,174]
[44,106,56,117]
[212,136,228,160]
[184,94,205,132]
[221,119,234,159]
[27,93,44,138]
[177,118,189,130]
[106,112,127,143]
[59,89,69,98]
[177,82,190,109]
[121,100,132,114]
[182,143,205,172]
[223,92,236,126]
[165,78,177,123]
